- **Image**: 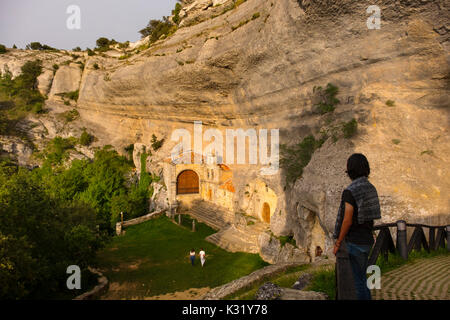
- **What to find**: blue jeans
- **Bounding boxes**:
[346,242,372,300]
[190,256,195,266]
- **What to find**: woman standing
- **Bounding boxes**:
[189,249,196,266]
[333,153,381,300]
[199,248,206,267]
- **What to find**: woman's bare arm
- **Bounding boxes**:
[334,202,354,254]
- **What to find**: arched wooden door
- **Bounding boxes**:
[262,202,271,223]
[177,170,199,195]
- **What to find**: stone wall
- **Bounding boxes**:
[202,262,302,300]
[116,209,166,235]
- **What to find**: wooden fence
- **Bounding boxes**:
[368,222,449,265]
[336,221,449,300]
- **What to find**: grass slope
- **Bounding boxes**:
[96,215,268,299]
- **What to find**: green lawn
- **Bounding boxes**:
[95,215,269,299]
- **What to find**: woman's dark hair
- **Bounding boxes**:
[346,153,370,180]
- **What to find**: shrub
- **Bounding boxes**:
[32,102,44,114]
[386,100,395,107]
[151,134,164,151]
[0,44,6,54]
[41,136,77,165]
[118,54,131,60]
[392,139,401,145]
[79,129,94,146]
[65,90,79,101]
[0,60,45,113]
[26,42,43,50]
[420,150,433,156]
[93,63,99,70]
[172,2,183,25]
[52,64,59,74]
[232,19,250,31]
[280,134,327,184]
[252,12,260,20]
[118,41,130,49]
[87,48,95,56]
[124,144,134,160]
[313,83,340,114]
[25,42,56,51]
[279,235,296,247]
[96,37,110,49]
[139,17,177,44]
[342,118,358,139]
[19,60,43,91]
[72,47,82,52]
[62,109,79,122]
[58,90,79,101]
[235,0,247,8]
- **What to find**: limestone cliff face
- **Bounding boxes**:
[1,0,449,260]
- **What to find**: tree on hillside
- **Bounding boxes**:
[25,42,55,51]
[139,17,174,43]
[96,37,110,48]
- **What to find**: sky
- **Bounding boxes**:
[0,0,178,50]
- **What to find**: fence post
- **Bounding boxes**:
[447,225,450,252]
[178,214,181,225]
[192,219,196,232]
[429,227,436,251]
[396,220,408,260]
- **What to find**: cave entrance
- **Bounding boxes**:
[176,170,199,195]
[262,202,271,223]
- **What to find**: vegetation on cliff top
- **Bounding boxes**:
[0,60,46,138]
[25,42,57,51]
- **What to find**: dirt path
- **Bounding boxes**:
[142,287,211,300]
[101,281,210,300]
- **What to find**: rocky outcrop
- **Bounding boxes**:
[258,231,310,264]
[255,282,327,300]
[255,282,282,300]
[0,136,34,166]
[48,64,82,99]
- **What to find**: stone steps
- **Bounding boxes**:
[206,226,260,254]
[188,200,233,230]
[186,200,266,254]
